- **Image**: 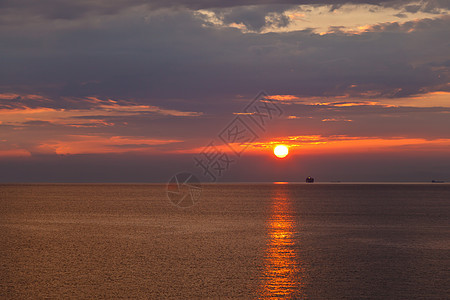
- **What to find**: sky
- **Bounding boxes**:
[0,0,449,182]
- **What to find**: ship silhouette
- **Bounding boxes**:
[306,176,314,183]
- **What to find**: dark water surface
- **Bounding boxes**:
[1,183,449,299]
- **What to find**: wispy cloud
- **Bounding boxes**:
[36,135,182,155]
[0,94,202,127]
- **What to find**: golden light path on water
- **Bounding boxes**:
[260,185,305,299]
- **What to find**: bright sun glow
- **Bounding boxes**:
[274,145,289,158]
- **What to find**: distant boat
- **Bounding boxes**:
[431,180,445,183]
[306,176,314,183]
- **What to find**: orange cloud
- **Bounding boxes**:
[310,101,391,107]
[377,91,450,108]
[267,95,301,101]
[0,149,31,157]
[321,118,353,122]
[293,91,449,108]
[0,93,21,100]
[37,135,182,155]
[0,93,50,101]
[219,136,450,155]
[0,97,202,127]
[287,12,305,21]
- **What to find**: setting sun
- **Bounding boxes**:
[274,145,289,158]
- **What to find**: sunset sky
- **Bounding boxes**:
[1,0,449,182]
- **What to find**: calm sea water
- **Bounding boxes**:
[0,183,449,299]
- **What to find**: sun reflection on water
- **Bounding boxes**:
[260,185,305,299]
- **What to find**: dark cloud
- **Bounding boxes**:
[361,15,450,32]
[22,120,55,126]
[210,5,294,32]
[384,0,450,14]
[1,9,449,109]
[404,4,422,13]
[421,0,450,13]
[1,0,449,25]
[394,13,408,18]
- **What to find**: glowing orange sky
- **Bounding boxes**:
[1,92,449,158]
[0,1,449,182]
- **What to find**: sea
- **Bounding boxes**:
[0,183,449,299]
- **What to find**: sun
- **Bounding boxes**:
[274,145,289,159]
